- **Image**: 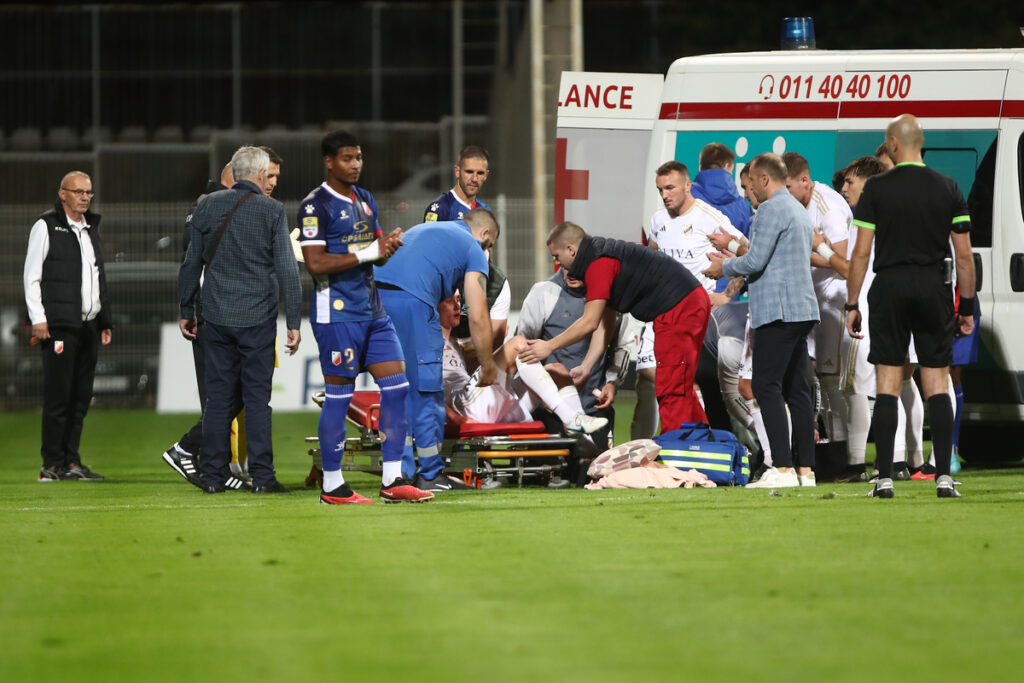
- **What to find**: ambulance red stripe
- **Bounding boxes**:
[660,100,1024,120]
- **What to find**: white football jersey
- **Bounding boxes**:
[647,199,743,293]
[808,181,852,292]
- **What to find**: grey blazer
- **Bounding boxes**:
[722,188,820,328]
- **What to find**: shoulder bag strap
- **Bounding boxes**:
[203,192,254,265]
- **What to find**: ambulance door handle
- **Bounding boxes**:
[1010,254,1024,292]
[973,253,982,292]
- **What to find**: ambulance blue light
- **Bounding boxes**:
[781,17,816,50]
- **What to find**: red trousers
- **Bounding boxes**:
[653,287,711,432]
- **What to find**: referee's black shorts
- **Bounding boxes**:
[867,265,954,368]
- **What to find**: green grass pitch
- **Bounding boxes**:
[1,408,1022,682]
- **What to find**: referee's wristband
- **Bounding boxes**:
[727,239,740,254]
[957,296,976,317]
[355,240,381,264]
[816,242,836,261]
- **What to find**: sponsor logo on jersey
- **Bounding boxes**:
[303,227,317,238]
[331,351,342,366]
[304,204,315,214]
[340,209,350,220]
[425,212,438,222]
[430,202,439,211]
[54,340,64,354]
[457,211,465,219]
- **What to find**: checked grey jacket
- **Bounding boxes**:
[722,188,820,329]
[179,180,302,330]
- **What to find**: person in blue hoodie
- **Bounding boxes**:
[691,142,752,238]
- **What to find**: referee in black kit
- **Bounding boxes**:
[845,114,975,499]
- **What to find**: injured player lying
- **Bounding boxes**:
[440,293,606,436]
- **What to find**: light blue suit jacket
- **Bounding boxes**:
[722,188,819,329]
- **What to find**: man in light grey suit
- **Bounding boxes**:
[704,153,819,489]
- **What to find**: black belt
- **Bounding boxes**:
[376,282,401,291]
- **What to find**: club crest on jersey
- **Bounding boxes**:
[54,340,64,354]
[304,204,315,214]
[331,351,342,366]
[361,201,373,216]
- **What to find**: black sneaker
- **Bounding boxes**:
[63,463,104,480]
[162,445,201,488]
[203,475,252,493]
[38,465,63,482]
[834,465,868,483]
[866,478,894,498]
[936,474,962,498]
[222,475,253,491]
[414,473,472,491]
[251,479,289,494]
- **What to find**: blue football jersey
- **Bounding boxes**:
[297,183,385,323]
[423,190,491,222]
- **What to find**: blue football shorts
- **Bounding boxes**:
[311,316,404,378]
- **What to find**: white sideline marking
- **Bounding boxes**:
[11,503,269,512]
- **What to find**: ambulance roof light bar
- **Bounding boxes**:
[781,17,816,50]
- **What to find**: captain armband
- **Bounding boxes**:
[354,240,381,264]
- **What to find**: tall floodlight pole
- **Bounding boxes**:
[530,0,546,284]
[452,0,464,159]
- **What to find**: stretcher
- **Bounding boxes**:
[306,391,582,488]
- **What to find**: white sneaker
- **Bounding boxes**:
[745,467,800,489]
[565,412,608,435]
[798,471,817,487]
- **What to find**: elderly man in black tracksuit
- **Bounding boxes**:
[24,171,112,482]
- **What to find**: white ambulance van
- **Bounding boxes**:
[557,50,1024,459]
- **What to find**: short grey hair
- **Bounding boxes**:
[231,146,270,183]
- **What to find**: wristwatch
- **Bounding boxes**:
[843,303,859,312]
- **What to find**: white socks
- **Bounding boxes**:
[819,375,848,441]
[901,378,924,467]
[631,373,659,440]
[323,469,345,492]
[750,405,772,467]
[515,357,575,423]
[382,461,401,486]
[846,392,871,466]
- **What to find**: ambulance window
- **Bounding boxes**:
[966,139,996,248]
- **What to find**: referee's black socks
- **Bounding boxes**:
[928,393,955,478]
[872,394,899,480]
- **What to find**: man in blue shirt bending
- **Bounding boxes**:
[375,208,499,490]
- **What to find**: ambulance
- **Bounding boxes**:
[556,49,1024,459]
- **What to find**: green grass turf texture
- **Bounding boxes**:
[1,407,1022,682]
